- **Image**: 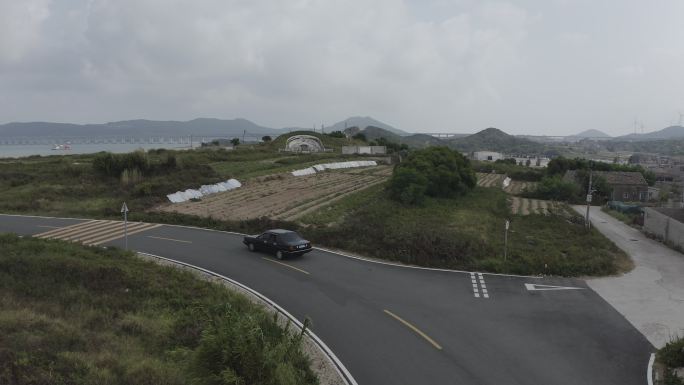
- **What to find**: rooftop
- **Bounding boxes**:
[564,170,648,186]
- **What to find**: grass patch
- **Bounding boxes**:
[601,206,641,226]
[0,234,317,385]
[297,185,630,276]
[658,337,684,385]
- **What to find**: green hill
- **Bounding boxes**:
[448,127,545,154]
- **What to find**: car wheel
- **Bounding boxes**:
[248,243,255,252]
[275,250,284,260]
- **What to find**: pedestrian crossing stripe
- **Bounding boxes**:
[34,220,161,246]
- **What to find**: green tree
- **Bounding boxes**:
[535,176,580,201]
[388,147,476,204]
[230,138,240,146]
[326,131,345,138]
[261,135,272,142]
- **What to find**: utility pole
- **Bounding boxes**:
[242,130,246,144]
[585,170,593,229]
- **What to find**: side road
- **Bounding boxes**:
[574,206,684,348]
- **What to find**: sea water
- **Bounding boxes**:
[0,143,197,159]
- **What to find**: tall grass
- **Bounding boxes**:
[0,234,317,385]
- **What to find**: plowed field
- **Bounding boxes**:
[158,166,392,222]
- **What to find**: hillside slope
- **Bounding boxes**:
[448,127,545,154]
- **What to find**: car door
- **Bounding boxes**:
[256,233,270,251]
[264,233,278,253]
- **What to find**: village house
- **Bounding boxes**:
[563,170,649,202]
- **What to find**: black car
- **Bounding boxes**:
[243,229,312,259]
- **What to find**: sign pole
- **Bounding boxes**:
[121,202,129,250]
[585,170,593,230]
[504,220,510,260]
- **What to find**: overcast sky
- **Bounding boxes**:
[1,0,683,136]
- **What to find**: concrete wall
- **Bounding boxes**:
[342,146,386,155]
[644,208,684,249]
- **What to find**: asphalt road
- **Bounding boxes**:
[0,214,654,385]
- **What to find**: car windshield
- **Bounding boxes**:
[278,232,304,243]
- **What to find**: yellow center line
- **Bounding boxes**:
[146,235,193,244]
[383,309,443,350]
[261,257,310,275]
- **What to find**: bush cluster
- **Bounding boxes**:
[0,234,318,385]
[388,147,476,205]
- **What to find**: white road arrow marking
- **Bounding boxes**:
[525,283,585,291]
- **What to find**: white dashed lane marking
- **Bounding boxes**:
[478,273,489,299]
[470,272,490,299]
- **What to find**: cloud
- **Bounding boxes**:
[0,0,51,63]
[2,0,682,135]
[0,0,533,129]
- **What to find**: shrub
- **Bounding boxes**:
[325,131,345,138]
[387,168,428,205]
[262,135,273,142]
[93,151,150,178]
[389,147,476,204]
[532,176,580,201]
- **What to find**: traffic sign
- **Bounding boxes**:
[121,202,129,213]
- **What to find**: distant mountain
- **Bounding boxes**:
[342,125,444,149]
[569,129,611,138]
[400,133,445,149]
[327,116,409,136]
[357,126,402,142]
[448,127,545,154]
[0,118,281,137]
[615,125,684,141]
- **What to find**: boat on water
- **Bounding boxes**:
[51,144,72,151]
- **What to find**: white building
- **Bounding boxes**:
[472,151,504,162]
[284,135,325,152]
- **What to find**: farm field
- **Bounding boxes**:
[159,166,392,222]
[509,196,560,215]
[504,180,537,195]
[477,172,536,195]
[477,172,504,188]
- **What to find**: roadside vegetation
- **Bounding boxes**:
[657,337,684,385]
[296,183,630,276]
[0,234,317,385]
